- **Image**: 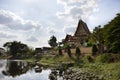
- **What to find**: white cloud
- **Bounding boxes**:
[0,32,17,39]
[64,26,76,35]
[0,9,41,31]
[57,0,99,21]
[46,22,61,35]
[26,36,38,42]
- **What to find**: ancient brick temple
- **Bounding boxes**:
[63,19,90,46]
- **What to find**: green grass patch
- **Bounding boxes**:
[24,57,36,63]
[82,62,120,80]
[39,54,75,65]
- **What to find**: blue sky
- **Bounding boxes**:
[0,0,120,48]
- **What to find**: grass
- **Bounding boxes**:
[22,53,120,80]
[82,62,120,80]
[38,54,75,66]
[81,53,120,80]
[24,57,36,63]
[0,55,12,59]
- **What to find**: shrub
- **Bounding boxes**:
[96,53,113,63]
[82,55,94,63]
[110,54,120,62]
[92,45,98,56]
[66,46,72,58]
[86,56,94,63]
[75,47,81,60]
[58,46,63,56]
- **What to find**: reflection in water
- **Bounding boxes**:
[2,60,30,77]
[0,60,51,80]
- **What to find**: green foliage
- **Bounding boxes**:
[27,48,36,56]
[74,59,84,67]
[92,26,104,53]
[112,63,120,79]
[103,14,120,53]
[96,53,113,63]
[82,62,120,80]
[3,41,29,58]
[82,55,94,63]
[48,35,58,48]
[75,47,81,60]
[92,45,98,56]
[92,26,104,43]
[86,55,94,63]
[39,54,74,66]
[90,14,120,53]
[58,46,63,56]
[66,45,72,58]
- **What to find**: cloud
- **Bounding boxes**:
[57,0,99,21]
[0,9,41,31]
[47,26,58,35]
[0,32,17,39]
[64,26,76,35]
[26,36,38,42]
[46,23,59,35]
[49,30,56,35]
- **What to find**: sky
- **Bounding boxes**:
[0,0,120,48]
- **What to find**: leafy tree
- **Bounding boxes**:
[66,45,72,57]
[2,61,30,77]
[92,45,98,56]
[3,41,29,58]
[48,35,57,48]
[92,26,104,53]
[58,46,63,56]
[103,14,120,53]
[75,47,81,60]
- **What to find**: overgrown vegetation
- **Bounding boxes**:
[75,47,81,60]
[92,44,98,56]
[66,45,72,58]
[103,14,120,53]
[2,41,36,59]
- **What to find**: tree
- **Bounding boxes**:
[2,61,30,77]
[103,14,120,53]
[58,46,63,56]
[58,42,63,56]
[48,35,57,48]
[75,47,81,60]
[66,45,72,57]
[92,45,98,56]
[3,41,29,58]
[92,25,104,54]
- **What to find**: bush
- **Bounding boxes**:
[58,46,63,56]
[75,47,81,60]
[110,54,120,62]
[86,56,94,63]
[82,55,94,63]
[66,46,72,58]
[96,53,113,63]
[92,45,98,56]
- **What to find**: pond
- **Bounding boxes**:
[0,60,63,80]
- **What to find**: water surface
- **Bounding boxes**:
[0,60,51,80]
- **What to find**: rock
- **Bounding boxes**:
[63,68,105,80]
[49,73,57,80]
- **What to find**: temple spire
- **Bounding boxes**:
[78,15,81,21]
[63,19,90,46]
